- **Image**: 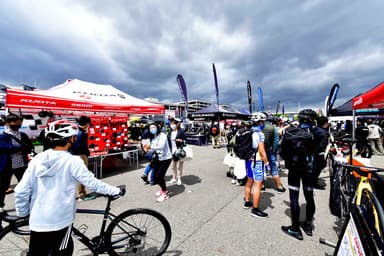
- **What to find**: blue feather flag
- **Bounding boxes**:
[257,86,264,112]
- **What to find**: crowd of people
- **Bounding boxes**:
[0,111,383,254]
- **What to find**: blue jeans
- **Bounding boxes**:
[144,164,155,183]
[266,150,279,176]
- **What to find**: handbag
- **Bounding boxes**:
[233,157,246,179]
[223,153,235,167]
[183,145,193,160]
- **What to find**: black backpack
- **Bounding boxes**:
[280,126,314,167]
[233,128,257,160]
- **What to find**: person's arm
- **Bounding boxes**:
[149,133,168,152]
[14,165,33,217]
[71,157,120,195]
[258,142,269,165]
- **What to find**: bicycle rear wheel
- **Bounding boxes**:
[0,218,30,256]
[105,208,171,256]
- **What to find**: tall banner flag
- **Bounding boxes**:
[282,104,285,116]
[326,83,340,116]
[247,81,252,113]
[212,63,219,106]
[275,100,280,114]
[176,74,188,110]
[257,86,264,112]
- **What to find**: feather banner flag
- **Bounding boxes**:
[282,104,285,116]
[275,100,280,114]
[212,63,219,106]
[257,86,264,112]
[247,81,252,114]
[326,83,340,116]
[176,74,188,109]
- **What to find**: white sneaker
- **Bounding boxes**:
[155,190,161,196]
[168,178,177,184]
[156,192,170,202]
[177,178,182,185]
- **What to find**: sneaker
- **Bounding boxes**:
[276,186,286,193]
[177,178,182,186]
[168,178,177,184]
[281,225,303,240]
[155,190,162,196]
[250,208,268,218]
[300,221,313,236]
[243,201,252,209]
[156,192,170,202]
[141,175,149,184]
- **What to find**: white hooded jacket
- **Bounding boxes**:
[14,149,120,232]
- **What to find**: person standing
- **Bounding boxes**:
[168,120,187,185]
[142,123,173,202]
[210,122,220,148]
[367,119,384,155]
[14,120,124,256]
[312,116,329,190]
[70,116,93,200]
[0,114,33,213]
[281,109,317,240]
[243,118,270,218]
[263,115,286,193]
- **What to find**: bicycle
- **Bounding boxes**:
[321,164,384,255]
[0,213,30,255]
[0,190,172,256]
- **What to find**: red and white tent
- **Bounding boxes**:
[6,79,164,114]
[352,81,384,109]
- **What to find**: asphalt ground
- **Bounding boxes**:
[3,146,384,256]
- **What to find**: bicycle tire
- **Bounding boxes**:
[0,218,30,256]
[105,208,171,256]
[360,189,384,238]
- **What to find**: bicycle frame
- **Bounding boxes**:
[72,196,119,254]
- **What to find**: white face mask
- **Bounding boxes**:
[171,124,177,130]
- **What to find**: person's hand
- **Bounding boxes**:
[119,186,126,196]
[142,144,150,152]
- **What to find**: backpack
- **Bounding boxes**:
[263,123,275,151]
[280,126,314,167]
[233,128,257,160]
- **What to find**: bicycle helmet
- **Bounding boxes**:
[174,148,186,160]
[251,112,267,122]
[298,109,317,125]
[45,119,79,139]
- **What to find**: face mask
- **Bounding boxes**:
[9,124,21,130]
[259,124,265,130]
[150,128,157,135]
[170,124,177,130]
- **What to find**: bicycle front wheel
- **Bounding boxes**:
[105,208,171,256]
[0,218,30,256]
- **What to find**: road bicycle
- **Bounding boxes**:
[0,191,172,256]
[321,163,384,255]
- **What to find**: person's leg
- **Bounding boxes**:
[28,226,73,256]
[177,160,184,183]
[12,166,27,182]
[268,151,285,191]
[288,169,301,229]
[243,160,253,207]
[154,159,172,198]
[170,159,177,181]
[250,160,268,217]
[368,139,379,154]
[375,138,384,154]
[0,169,13,209]
[301,170,315,236]
[78,155,88,198]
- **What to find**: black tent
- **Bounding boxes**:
[330,99,384,116]
[189,104,247,119]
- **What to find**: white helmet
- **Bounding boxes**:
[251,112,267,122]
[45,119,78,139]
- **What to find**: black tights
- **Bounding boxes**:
[153,159,172,191]
[288,168,315,229]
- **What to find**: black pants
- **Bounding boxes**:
[28,226,73,256]
[0,166,27,207]
[313,154,326,183]
[153,159,172,191]
[287,167,315,229]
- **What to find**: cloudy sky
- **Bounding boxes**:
[1,0,384,113]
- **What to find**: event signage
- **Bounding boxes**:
[247,81,252,114]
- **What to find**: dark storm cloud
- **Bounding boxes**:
[1,0,384,112]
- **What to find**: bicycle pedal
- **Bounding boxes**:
[79,224,88,234]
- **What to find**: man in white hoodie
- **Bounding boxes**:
[14,120,124,256]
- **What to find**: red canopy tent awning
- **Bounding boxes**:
[5,79,164,114]
[352,81,384,109]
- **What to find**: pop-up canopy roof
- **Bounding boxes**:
[352,81,384,110]
[6,79,164,114]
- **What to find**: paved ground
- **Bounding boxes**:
[4,146,384,255]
